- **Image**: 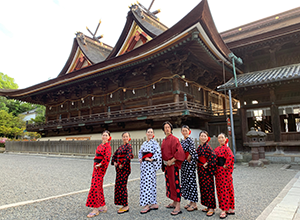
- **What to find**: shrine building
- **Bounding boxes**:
[0,0,240,141]
[1,0,300,152]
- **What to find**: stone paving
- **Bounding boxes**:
[0,153,299,220]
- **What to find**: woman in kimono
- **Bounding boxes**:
[111,132,133,214]
[196,130,217,217]
[215,133,235,219]
[180,125,198,212]
[86,130,112,218]
[138,128,162,214]
[161,121,185,216]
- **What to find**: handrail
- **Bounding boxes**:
[27,101,238,130]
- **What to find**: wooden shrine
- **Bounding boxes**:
[0,0,240,138]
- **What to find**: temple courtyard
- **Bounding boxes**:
[0,153,299,220]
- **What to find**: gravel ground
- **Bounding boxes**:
[0,153,298,220]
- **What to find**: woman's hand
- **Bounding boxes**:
[95,163,101,169]
[119,164,123,169]
[223,165,228,170]
[203,162,208,169]
[167,158,175,166]
[145,158,153,162]
[114,162,117,167]
[139,158,142,163]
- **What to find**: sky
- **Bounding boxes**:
[0,0,299,89]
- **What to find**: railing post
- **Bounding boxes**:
[182,94,189,115]
[108,106,111,118]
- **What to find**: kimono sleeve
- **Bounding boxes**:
[138,142,145,159]
[102,144,112,169]
[225,146,234,170]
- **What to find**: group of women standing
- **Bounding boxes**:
[85,123,235,219]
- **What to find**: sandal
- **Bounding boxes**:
[206,209,215,217]
[149,205,158,210]
[202,208,208,212]
[165,204,175,209]
[98,208,107,213]
[87,210,99,218]
[140,207,151,214]
[187,206,198,212]
[171,210,182,216]
[220,211,227,219]
[118,208,129,214]
[184,204,191,209]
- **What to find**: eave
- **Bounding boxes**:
[0,0,240,102]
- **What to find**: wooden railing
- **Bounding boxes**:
[266,132,300,142]
[27,101,238,131]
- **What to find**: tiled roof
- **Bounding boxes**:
[217,63,300,90]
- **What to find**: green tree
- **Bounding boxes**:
[0,110,24,138]
[0,73,45,139]
[0,72,18,89]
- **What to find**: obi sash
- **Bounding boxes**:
[142,152,153,161]
[94,153,103,163]
[116,153,127,165]
[198,156,207,164]
[163,160,175,166]
[185,152,190,160]
[217,157,226,166]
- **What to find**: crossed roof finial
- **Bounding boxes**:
[86,20,103,42]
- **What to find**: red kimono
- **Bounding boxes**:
[161,134,185,202]
[86,142,111,208]
[214,144,235,211]
[111,143,133,206]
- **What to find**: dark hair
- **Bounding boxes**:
[218,133,226,138]
[181,125,190,131]
[162,121,173,131]
[122,132,130,137]
[146,128,154,132]
[199,130,209,137]
[102,130,110,136]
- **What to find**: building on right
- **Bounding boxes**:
[218,6,300,152]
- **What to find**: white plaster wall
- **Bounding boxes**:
[38,128,202,142]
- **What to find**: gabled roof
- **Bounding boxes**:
[107,3,168,59]
[58,33,113,77]
[221,7,300,49]
[218,63,300,90]
[0,0,237,102]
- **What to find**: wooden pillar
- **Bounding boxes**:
[203,90,207,106]
[240,107,248,143]
[270,88,281,142]
[45,108,48,123]
[173,78,180,103]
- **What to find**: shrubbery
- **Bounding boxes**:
[0,137,8,148]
